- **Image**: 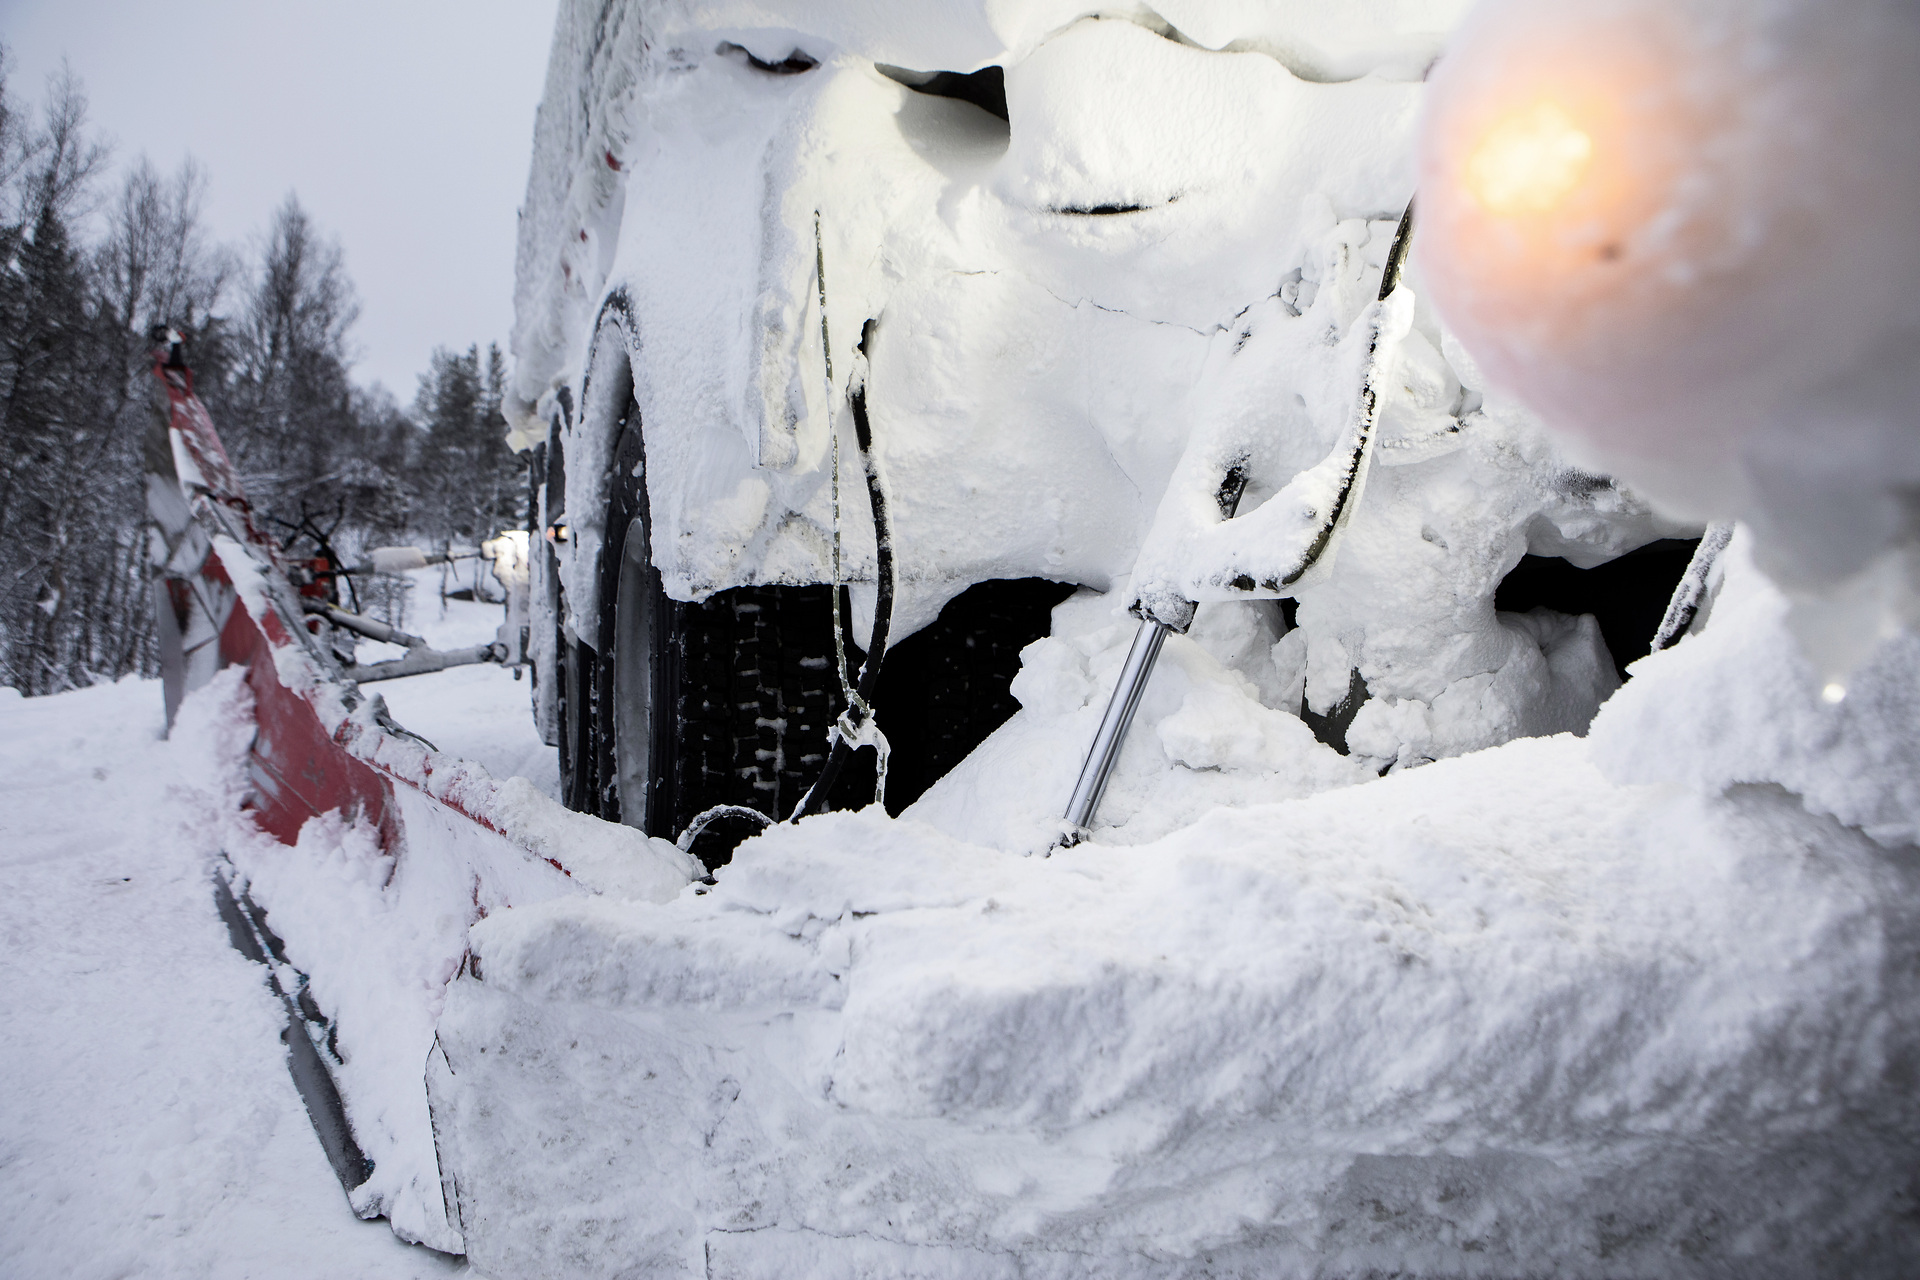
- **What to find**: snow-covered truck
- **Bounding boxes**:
[158,0,1920,1275]
[505,0,1705,863]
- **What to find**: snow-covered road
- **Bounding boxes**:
[0,677,468,1279]
[0,570,541,1279]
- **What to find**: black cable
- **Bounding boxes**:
[792,329,895,820]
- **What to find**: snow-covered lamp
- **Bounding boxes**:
[1417,0,1920,682]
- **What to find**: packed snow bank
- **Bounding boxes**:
[432,537,1920,1278]
[1593,535,1920,847]
[0,676,464,1280]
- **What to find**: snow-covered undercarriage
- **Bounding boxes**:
[511,0,1697,856]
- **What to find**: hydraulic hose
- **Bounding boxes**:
[792,368,896,820]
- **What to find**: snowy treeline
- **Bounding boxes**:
[0,54,524,696]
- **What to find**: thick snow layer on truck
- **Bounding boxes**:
[505,0,1656,628]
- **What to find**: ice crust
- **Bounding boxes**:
[433,538,1920,1277]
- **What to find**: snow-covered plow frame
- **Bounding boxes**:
[151,339,522,862]
[128,0,1920,1259]
[146,338,696,1250]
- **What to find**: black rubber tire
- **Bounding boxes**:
[603,404,678,831]
[834,576,1075,814]
[581,394,852,854]
[549,422,608,818]
[527,435,562,749]
[558,628,600,815]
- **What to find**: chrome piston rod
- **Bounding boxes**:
[1061,618,1170,838]
[1057,198,1413,848]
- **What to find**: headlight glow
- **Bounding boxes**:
[1467,102,1593,217]
[1417,0,1920,544]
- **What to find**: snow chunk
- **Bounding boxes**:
[1593,530,1920,847]
[1417,0,1920,675]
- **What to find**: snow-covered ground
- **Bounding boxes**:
[0,566,543,1280]
[12,528,1920,1277]
[13,0,1919,1265]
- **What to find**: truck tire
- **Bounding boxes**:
[583,395,851,857]
[547,423,605,817]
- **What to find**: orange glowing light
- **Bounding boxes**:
[1466,101,1594,216]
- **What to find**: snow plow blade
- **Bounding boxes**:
[212,864,376,1206]
[145,335,698,1252]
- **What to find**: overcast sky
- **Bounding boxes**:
[4,0,559,397]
